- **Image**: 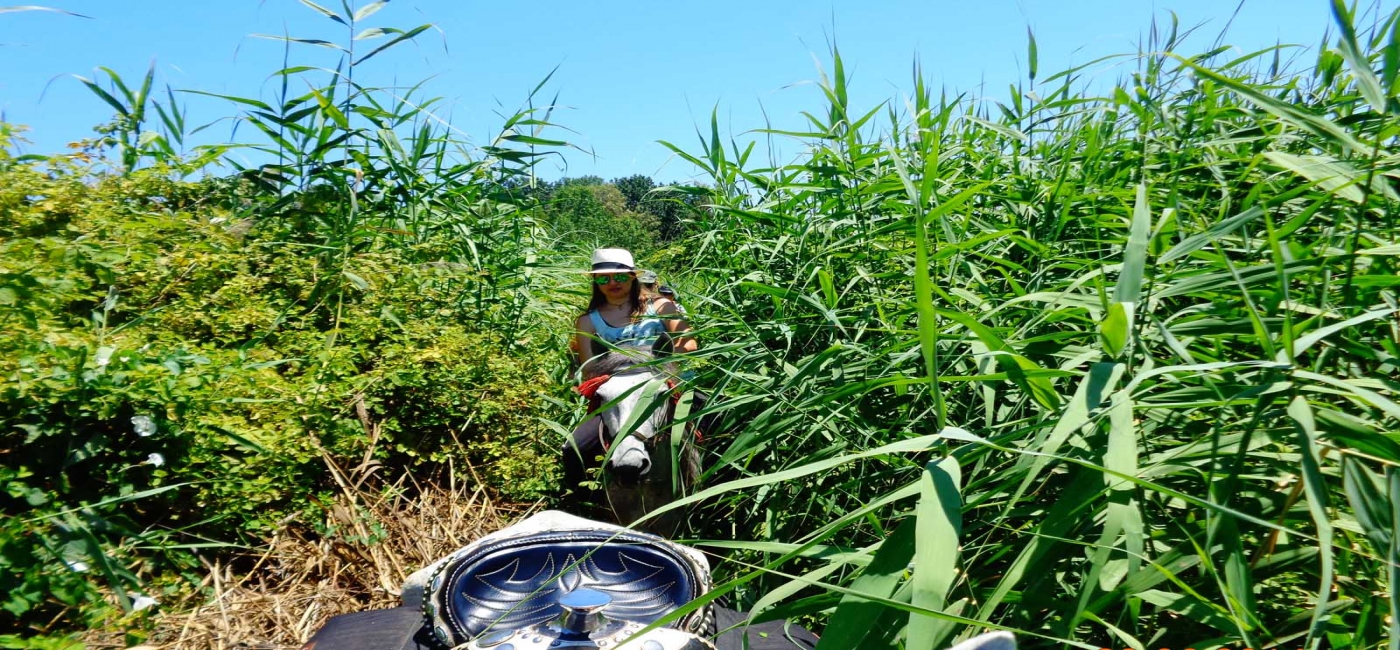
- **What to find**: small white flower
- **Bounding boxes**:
[65,560,89,573]
[120,356,131,363]
[145,453,165,467]
[210,216,227,225]
[131,594,159,612]
[131,415,157,437]
[95,346,115,367]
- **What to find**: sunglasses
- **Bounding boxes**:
[593,273,634,286]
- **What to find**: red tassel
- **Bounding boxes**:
[576,375,611,399]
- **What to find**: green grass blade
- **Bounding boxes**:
[907,457,963,650]
[297,0,348,25]
[815,520,916,650]
[1331,0,1388,112]
[1287,395,1335,650]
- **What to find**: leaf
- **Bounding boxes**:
[1159,205,1266,263]
[1113,184,1151,304]
[1358,243,1400,255]
[353,0,387,22]
[308,84,351,130]
[1287,395,1334,650]
[1027,26,1039,82]
[0,5,91,17]
[1135,589,1239,633]
[939,309,1061,411]
[1295,370,1400,420]
[907,457,963,650]
[964,116,1028,142]
[500,133,569,147]
[297,0,347,25]
[1099,389,1141,591]
[1010,362,1124,508]
[73,75,129,117]
[1264,152,1367,203]
[342,270,370,290]
[1099,302,1131,359]
[1175,54,1370,153]
[352,23,431,66]
[1388,468,1400,647]
[1280,307,1398,363]
[353,27,390,41]
[249,34,349,53]
[1384,9,1400,95]
[815,520,916,650]
[178,89,274,112]
[1331,0,1388,111]
[1342,458,1393,553]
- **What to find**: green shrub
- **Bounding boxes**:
[0,155,566,633]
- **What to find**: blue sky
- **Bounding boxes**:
[0,1,1389,181]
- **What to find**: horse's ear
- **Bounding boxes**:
[652,331,674,358]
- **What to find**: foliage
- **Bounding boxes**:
[648,6,1400,650]
[0,161,566,633]
[544,183,659,255]
[613,174,704,243]
[0,0,577,636]
[519,174,706,261]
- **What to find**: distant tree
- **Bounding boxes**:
[545,184,657,254]
[494,175,556,206]
[612,174,656,210]
[558,175,605,188]
[609,175,705,243]
[587,184,630,219]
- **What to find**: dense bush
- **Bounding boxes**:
[0,136,565,632]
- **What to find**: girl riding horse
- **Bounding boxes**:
[571,248,694,366]
[564,249,697,530]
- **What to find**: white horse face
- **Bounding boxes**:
[595,372,669,478]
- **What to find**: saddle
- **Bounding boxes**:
[402,510,714,648]
[309,511,1016,650]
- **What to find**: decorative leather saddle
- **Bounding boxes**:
[309,511,1013,650]
[403,511,714,647]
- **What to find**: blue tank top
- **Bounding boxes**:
[588,306,666,350]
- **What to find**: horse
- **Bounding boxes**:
[564,334,703,537]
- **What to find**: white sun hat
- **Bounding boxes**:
[586,248,636,274]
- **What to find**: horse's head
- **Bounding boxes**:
[583,335,677,482]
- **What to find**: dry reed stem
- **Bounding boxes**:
[81,466,533,650]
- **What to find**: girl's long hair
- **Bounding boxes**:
[584,274,643,318]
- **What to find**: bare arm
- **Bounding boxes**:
[574,313,596,369]
[654,299,697,354]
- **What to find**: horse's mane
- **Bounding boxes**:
[582,350,669,380]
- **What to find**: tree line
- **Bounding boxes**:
[504,174,706,256]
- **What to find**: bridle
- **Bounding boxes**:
[575,366,690,453]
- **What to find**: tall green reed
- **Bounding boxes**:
[660,5,1400,649]
[174,0,575,344]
